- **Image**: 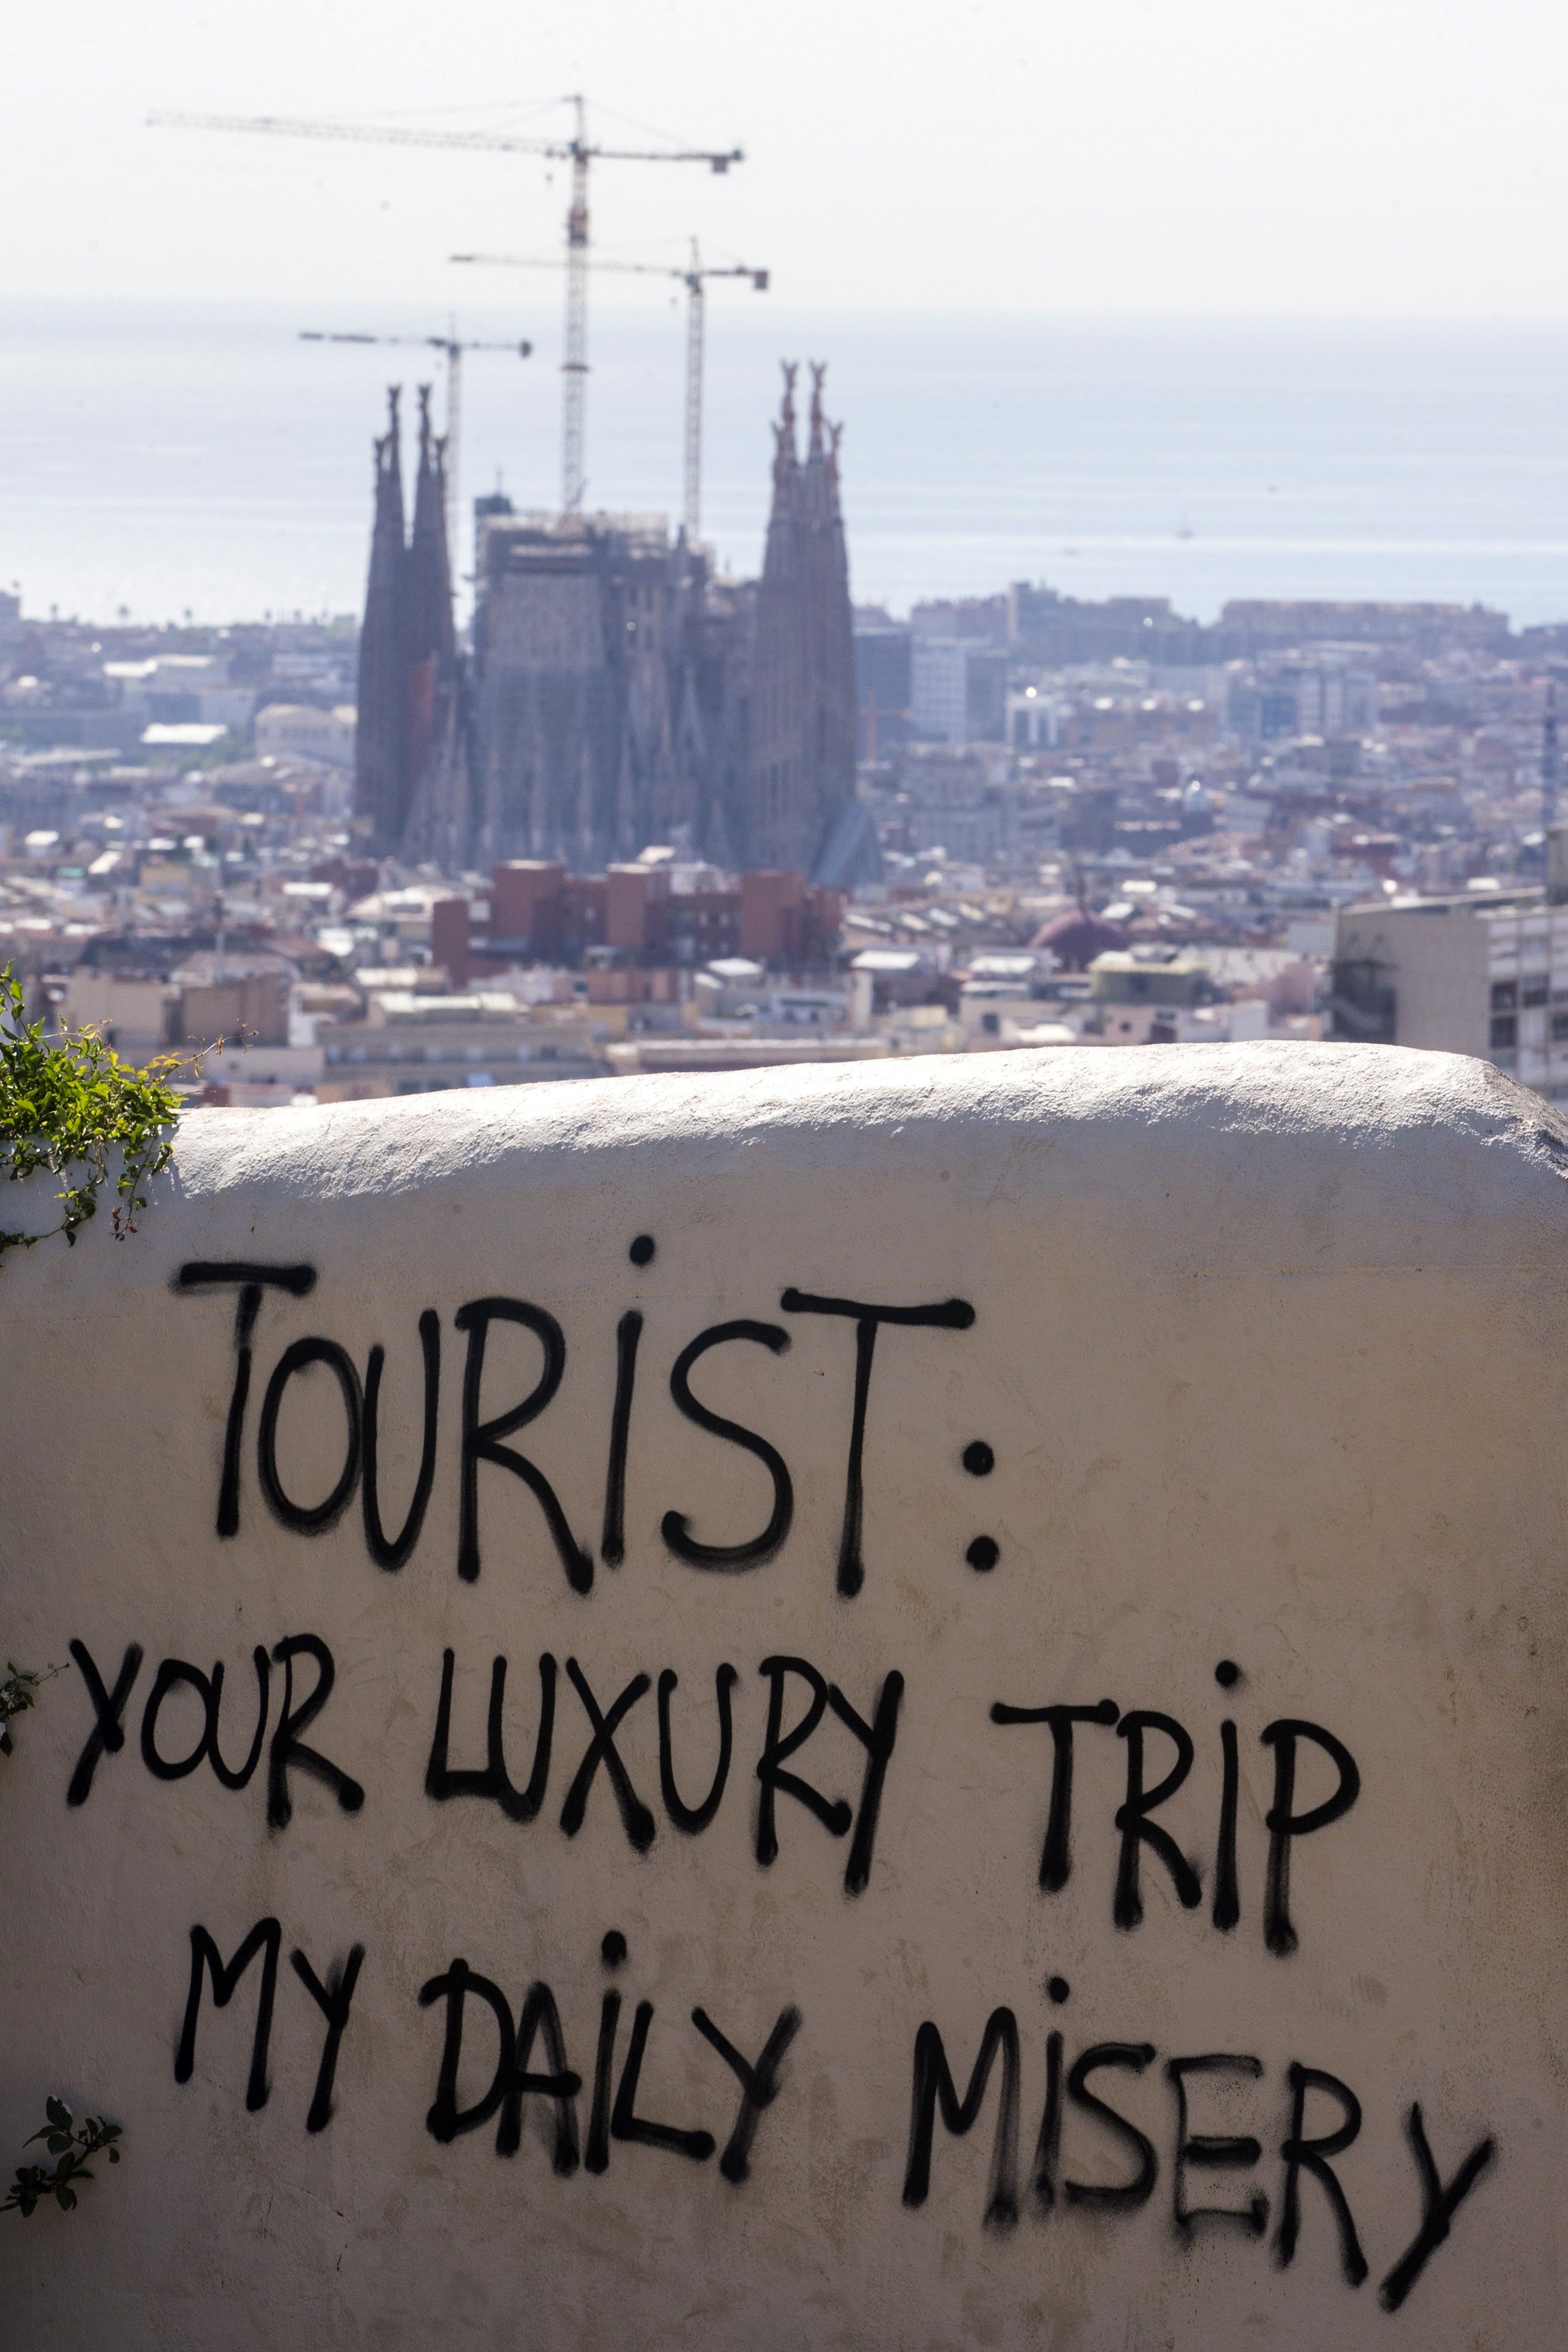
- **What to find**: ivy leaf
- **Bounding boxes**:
[4,2097,125,2218]
[0,963,182,1269]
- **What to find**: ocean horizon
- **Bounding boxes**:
[5,301,1568,632]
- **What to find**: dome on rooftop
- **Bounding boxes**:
[1030,906,1130,971]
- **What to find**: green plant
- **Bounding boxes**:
[2,2099,123,2217]
[0,1659,64,1755]
[0,966,183,1263]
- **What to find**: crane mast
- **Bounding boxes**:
[562,98,591,515]
[684,252,706,541]
[150,99,742,520]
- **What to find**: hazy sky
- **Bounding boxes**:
[6,0,1567,316]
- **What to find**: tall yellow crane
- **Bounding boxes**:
[452,242,767,542]
[298,326,532,556]
[147,95,743,517]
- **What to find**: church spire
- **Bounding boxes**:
[747,357,857,876]
[354,387,409,852]
[401,384,470,870]
[808,360,827,461]
[771,361,800,490]
[407,384,456,671]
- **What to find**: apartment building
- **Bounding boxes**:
[1331,886,1568,1101]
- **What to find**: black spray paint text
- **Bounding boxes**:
[68,1633,1362,1945]
[174,1261,986,1597]
[903,2000,1496,2315]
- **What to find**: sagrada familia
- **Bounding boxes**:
[354,364,872,885]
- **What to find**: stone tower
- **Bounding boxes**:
[400,388,469,872]
[354,386,470,865]
[353,389,408,852]
[746,361,857,874]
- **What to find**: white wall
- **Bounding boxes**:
[2,1045,1564,2348]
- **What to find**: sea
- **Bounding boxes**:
[7,301,1568,632]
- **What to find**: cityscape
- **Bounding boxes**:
[7,6,1568,2345]
[2,337,1565,1108]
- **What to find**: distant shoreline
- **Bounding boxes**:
[6,305,1568,630]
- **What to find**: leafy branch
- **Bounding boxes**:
[2,2098,124,2217]
[0,964,185,1263]
[0,1658,65,1756]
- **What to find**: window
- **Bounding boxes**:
[1491,1014,1518,1048]
[1328,958,1395,1044]
[1551,1012,1568,1043]
[1491,980,1518,1011]
[1523,981,1548,1008]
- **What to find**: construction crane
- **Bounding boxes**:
[148,96,743,517]
[298,327,531,553]
[453,241,767,542]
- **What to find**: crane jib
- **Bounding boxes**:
[149,99,745,520]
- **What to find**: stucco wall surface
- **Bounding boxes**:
[1,1041,1564,2350]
